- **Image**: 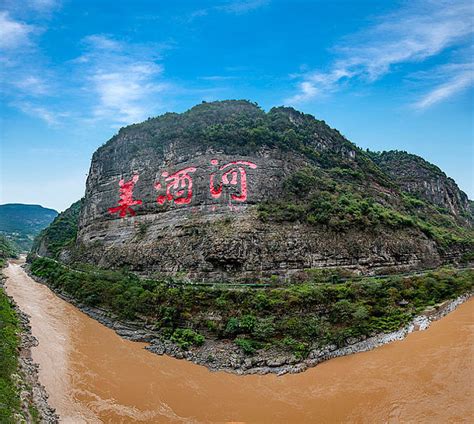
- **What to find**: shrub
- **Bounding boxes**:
[281,337,309,359]
[252,317,276,340]
[235,338,262,355]
[224,317,240,336]
[170,329,205,350]
[239,314,257,332]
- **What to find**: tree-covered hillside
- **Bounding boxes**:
[0,235,18,260]
[30,200,82,259]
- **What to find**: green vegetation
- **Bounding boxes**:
[0,236,18,260]
[30,257,473,358]
[0,244,40,422]
[0,204,57,252]
[0,286,40,422]
[31,199,82,259]
[258,166,473,247]
[234,337,262,355]
[0,289,21,422]
[369,150,445,177]
[171,329,205,350]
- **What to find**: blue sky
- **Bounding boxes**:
[0,0,473,211]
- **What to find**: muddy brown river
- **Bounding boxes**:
[4,261,474,423]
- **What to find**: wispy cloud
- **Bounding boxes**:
[218,0,270,14]
[14,101,69,125]
[2,0,60,16]
[199,75,238,81]
[412,62,474,109]
[13,75,50,96]
[77,35,171,125]
[0,5,63,124]
[0,6,172,127]
[0,11,35,49]
[3,69,61,124]
[29,0,60,12]
[286,0,474,108]
[189,0,269,20]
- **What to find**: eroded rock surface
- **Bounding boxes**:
[38,100,472,280]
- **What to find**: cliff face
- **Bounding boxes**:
[39,101,472,280]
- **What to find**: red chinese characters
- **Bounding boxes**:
[109,160,259,217]
[155,167,197,205]
[209,160,257,202]
[108,174,142,217]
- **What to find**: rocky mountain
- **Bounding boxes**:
[33,101,473,281]
[0,204,58,252]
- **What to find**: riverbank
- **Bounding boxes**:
[5,260,474,422]
[0,266,58,423]
[81,292,474,376]
[24,259,473,375]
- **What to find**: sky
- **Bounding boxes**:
[0,0,473,212]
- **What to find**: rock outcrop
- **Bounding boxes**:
[371,150,471,220]
[34,101,473,281]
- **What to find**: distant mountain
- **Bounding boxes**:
[0,204,58,252]
[33,100,473,278]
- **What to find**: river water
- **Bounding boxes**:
[4,261,473,423]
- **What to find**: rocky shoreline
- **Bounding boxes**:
[24,264,472,376]
[0,273,59,423]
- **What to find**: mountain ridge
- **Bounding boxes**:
[32,100,473,279]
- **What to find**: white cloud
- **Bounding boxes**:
[200,75,237,81]
[13,75,49,96]
[91,64,166,123]
[189,0,269,20]
[0,11,34,49]
[29,0,59,12]
[14,101,69,125]
[286,0,474,108]
[78,35,170,125]
[0,10,61,123]
[218,0,270,14]
[0,3,65,124]
[1,0,60,15]
[83,34,122,52]
[412,63,474,109]
[286,81,321,104]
